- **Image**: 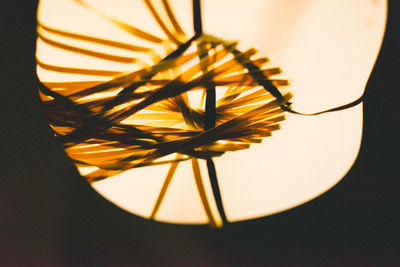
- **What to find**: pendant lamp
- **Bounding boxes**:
[36,0,387,227]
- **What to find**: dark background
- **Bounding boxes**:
[0,1,399,266]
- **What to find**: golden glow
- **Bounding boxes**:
[36,0,387,225]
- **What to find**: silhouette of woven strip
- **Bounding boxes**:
[37,0,292,183]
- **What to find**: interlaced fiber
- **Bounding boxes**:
[37,0,292,184]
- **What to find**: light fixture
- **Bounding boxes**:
[36,0,387,227]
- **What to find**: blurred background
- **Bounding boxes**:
[0,0,399,266]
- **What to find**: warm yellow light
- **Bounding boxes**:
[36,0,387,226]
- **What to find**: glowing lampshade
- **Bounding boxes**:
[36,0,387,226]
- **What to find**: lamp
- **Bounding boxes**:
[36,0,387,226]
